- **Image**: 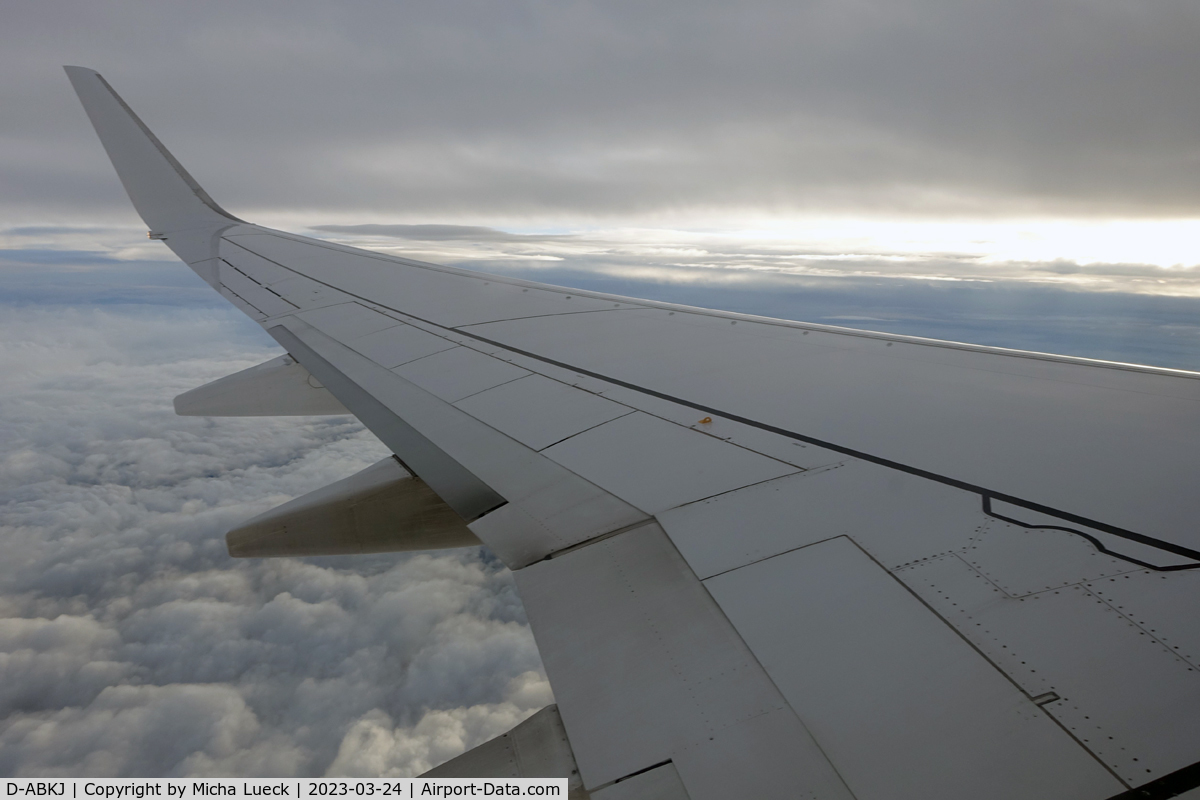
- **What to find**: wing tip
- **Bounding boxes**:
[63,65,101,85]
[64,65,247,230]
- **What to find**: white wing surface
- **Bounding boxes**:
[67,66,1200,800]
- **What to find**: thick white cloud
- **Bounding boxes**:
[0,305,548,777]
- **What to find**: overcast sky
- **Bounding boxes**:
[5,0,1200,779]
[6,0,1200,223]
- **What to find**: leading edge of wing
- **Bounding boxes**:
[65,68,1200,382]
[234,228,1200,381]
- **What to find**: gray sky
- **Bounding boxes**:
[5,0,1200,779]
[7,0,1200,223]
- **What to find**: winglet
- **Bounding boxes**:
[64,66,245,232]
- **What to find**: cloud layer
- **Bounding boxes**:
[0,304,548,777]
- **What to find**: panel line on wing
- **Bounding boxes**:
[531,409,639,452]
[218,286,266,319]
[445,373,531,404]
[700,534,849,582]
[449,307,645,327]
[223,260,299,306]
[537,519,659,562]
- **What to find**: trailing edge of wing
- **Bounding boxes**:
[64,66,243,233]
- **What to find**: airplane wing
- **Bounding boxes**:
[66,66,1200,800]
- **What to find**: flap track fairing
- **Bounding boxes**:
[226,456,481,557]
[174,354,349,416]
